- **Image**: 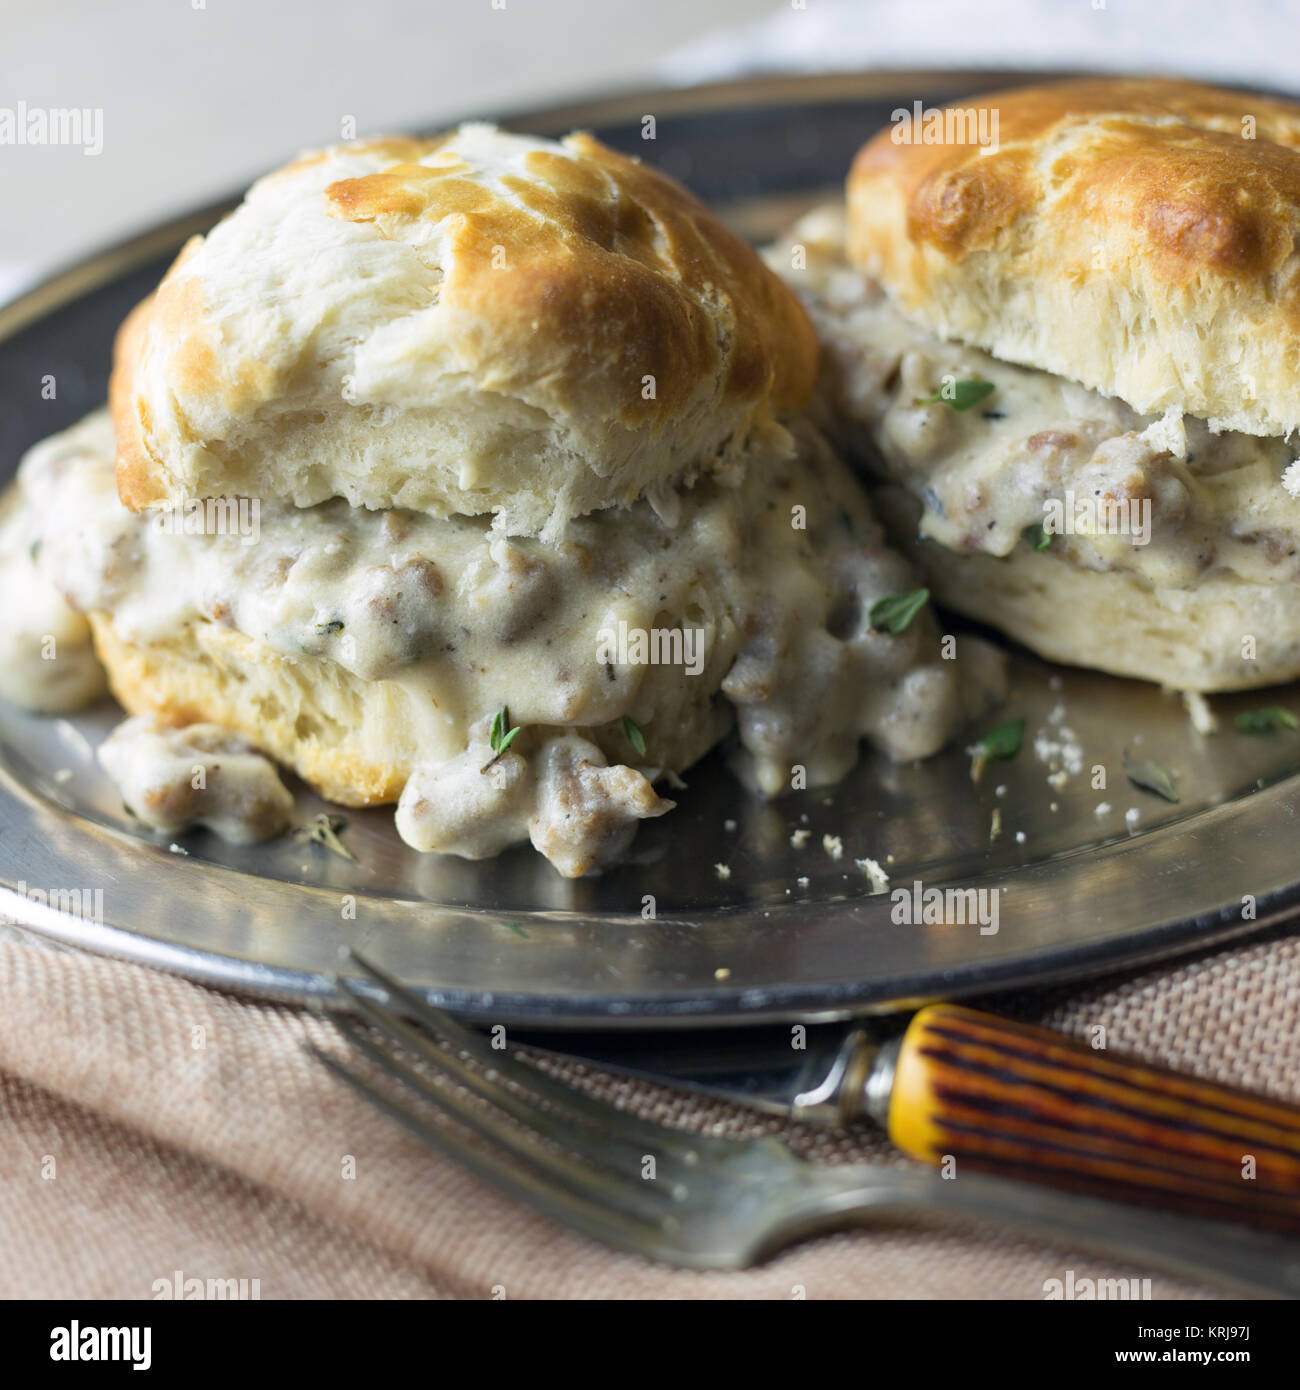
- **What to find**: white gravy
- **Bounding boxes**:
[98,715,294,844]
[770,204,1300,591]
[7,408,1004,871]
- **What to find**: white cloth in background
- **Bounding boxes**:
[661,0,1297,91]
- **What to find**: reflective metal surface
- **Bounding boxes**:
[2,71,1296,1026]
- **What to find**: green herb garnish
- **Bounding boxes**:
[481,706,522,772]
[1234,707,1298,736]
[870,588,930,634]
[969,717,1025,783]
[1124,753,1180,803]
[316,618,345,635]
[977,718,1025,760]
[915,378,996,412]
[1024,524,1052,551]
[491,707,520,755]
[622,715,647,758]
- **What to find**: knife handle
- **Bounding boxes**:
[884,1003,1300,1233]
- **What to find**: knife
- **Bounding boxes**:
[517,1003,1300,1233]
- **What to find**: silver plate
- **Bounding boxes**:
[2,71,1297,1026]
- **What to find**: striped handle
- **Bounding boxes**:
[886,1004,1300,1233]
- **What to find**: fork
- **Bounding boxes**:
[309,951,1300,1296]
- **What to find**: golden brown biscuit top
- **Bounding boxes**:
[846,79,1300,433]
[112,126,818,530]
[318,132,808,416]
[852,78,1300,265]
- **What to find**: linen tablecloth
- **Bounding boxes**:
[3,922,1296,1298]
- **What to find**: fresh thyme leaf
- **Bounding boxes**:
[968,717,1025,783]
[490,707,520,755]
[482,707,522,772]
[869,588,930,635]
[622,715,647,758]
[291,812,357,861]
[976,718,1026,760]
[1024,524,1052,551]
[914,378,996,412]
[1234,707,1298,736]
[1124,753,1180,803]
[316,618,345,635]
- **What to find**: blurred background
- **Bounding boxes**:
[0,0,1292,302]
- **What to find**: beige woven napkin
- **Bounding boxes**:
[2,924,1297,1300]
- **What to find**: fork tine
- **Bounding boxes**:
[337,948,720,1157]
[334,981,662,1174]
[307,1042,688,1258]
[324,1012,682,1219]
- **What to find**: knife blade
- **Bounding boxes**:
[515,1019,884,1125]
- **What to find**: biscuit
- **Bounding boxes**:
[874,487,1298,692]
[848,79,1300,436]
[112,125,819,537]
[86,615,728,807]
[773,198,1300,692]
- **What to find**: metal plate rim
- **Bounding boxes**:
[2,67,1293,1028]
